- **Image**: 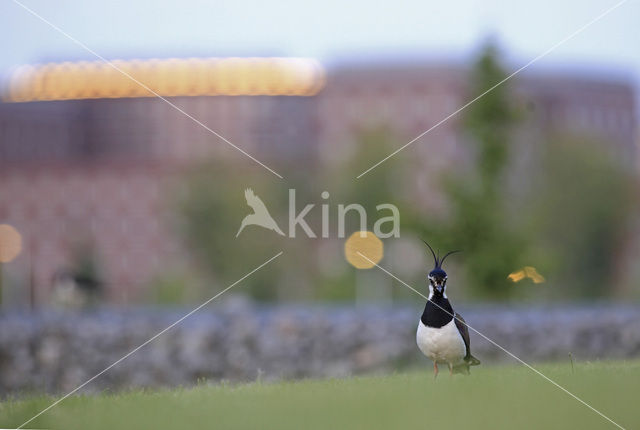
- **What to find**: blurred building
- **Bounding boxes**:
[318,64,636,208]
[0,58,323,304]
[0,57,636,305]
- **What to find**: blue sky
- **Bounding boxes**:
[1,0,639,84]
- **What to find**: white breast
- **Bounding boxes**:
[416,319,467,365]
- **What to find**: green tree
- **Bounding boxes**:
[441,42,525,299]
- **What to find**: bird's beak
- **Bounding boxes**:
[435,285,443,293]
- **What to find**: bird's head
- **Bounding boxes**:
[421,240,459,298]
[428,267,448,296]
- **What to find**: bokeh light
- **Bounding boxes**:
[508,266,545,284]
[344,231,383,269]
[3,57,326,102]
[0,224,23,263]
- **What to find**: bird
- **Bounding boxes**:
[236,188,285,237]
[51,267,102,308]
[416,240,480,377]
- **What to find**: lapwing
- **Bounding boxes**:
[416,241,480,377]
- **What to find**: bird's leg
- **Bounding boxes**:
[433,362,438,379]
[448,363,453,377]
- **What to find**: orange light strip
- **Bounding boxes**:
[3,57,325,102]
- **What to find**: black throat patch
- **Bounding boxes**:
[421,295,454,328]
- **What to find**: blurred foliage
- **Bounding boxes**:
[315,129,409,301]
[148,274,189,306]
[176,131,407,303]
[436,42,526,299]
[405,42,637,300]
[173,42,636,303]
[528,137,635,298]
[177,161,287,301]
[177,157,325,302]
[323,128,407,235]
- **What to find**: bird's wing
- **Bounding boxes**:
[454,312,472,360]
[245,188,269,214]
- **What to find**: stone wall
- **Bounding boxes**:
[1,299,639,395]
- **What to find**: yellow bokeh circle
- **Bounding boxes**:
[344,231,383,269]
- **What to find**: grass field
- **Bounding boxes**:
[2,361,639,429]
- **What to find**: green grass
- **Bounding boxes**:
[2,361,639,429]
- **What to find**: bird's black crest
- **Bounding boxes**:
[421,239,460,273]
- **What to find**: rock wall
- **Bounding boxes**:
[1,300,639,395]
